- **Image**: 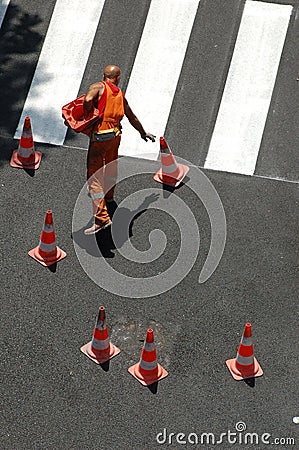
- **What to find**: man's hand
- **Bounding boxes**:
[141,132,156,142]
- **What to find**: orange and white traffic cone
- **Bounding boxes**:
[153,137,189,188]
[226,322,263,380]
[28,210,67,266]
[10,116,42,169]
[80,306,120,364]
[128,328,168,386]
[62,94,100,135]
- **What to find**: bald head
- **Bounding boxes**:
[103,65,121,85]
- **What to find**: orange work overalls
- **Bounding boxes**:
[87,82,124,224]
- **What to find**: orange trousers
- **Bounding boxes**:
[87,135,121,224]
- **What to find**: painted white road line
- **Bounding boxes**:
[0,0,10,28]
[119,0,200,160]
[204,0,292,175]
[14,0,105,145]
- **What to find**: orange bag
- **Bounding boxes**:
[62,95,100,135]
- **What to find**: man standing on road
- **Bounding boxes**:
[83,64,155,235]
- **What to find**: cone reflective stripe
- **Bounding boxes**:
[226,323,263,380]
[80,306,120,364]
[10,116,42,169]
[159,139,181,178]
[128,328,168,386]
[28,210,67,266]
[235,334,255,367]
[139,339,158,371]
[153,137,189,187]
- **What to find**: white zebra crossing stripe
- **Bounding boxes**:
[10,0,296,182]
[14,0,105,145]
[119,0,200,160]
[0,0,10,29]
[204,0,292,175]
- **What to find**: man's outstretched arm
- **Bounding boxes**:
[124,98,156,142]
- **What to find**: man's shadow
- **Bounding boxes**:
[72,193,159,258]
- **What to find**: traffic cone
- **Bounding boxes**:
[153,137,189,187]
[128,328,168,386]
[80,306,120,364]
[10,116,42,169]
[62,94,100,135]
[226,323,263,380]
[28,210,67,266]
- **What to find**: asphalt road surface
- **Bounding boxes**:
[0,1,298,449]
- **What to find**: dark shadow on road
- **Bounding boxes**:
[0,4,54,160]
[99,359,110,372]
[147,381,158,394]
[71,193,159,258]
[47,262,57,273]
[243,377,256,388]
[23,167,36,177]
[161,175,190,199]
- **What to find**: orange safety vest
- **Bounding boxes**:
[94,82,124,132]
